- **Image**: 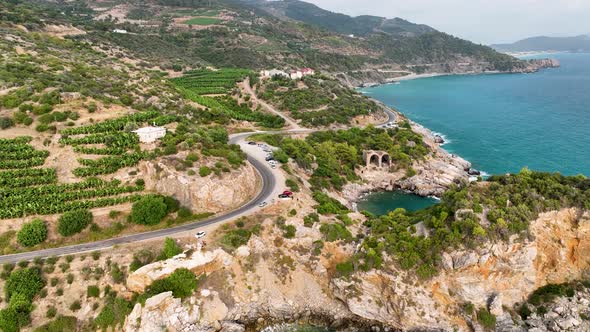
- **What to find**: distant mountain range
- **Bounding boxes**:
[491,35,590,53]
[251,0,437,37]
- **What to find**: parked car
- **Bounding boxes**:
[282,190,293,197]
[195,231,206,239]
[247,141,256,145]
[271,164,277,169]
[258,201,267,208]
[278,194,290,199]
[265,156,274,161]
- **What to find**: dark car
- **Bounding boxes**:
[247,141,256,145]
[265,156,274,161]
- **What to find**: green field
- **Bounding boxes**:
[0,137,145,219]
[183,17,222,25]
[171,68,252,95]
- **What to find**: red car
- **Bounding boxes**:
[282,190,293,197]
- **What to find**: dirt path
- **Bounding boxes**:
[241,78,302,130]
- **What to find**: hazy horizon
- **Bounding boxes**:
[303,0,590,45]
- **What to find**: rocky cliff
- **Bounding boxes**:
[137,157,259,213]
[342,116,471,202]
[122,207,590,332]
[338,58,560,88]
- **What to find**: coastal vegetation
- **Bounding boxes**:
[252,125,429,190]
[345,170,590,279]
[257,76,380,127]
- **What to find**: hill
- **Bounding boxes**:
[244,0,437,37]
[491,35,590,53]
[7,0,529,82]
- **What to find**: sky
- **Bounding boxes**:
[303,0,590,44]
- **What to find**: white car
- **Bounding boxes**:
[258,201,267,208]
[195,231,206,239]
[271,164,277,169]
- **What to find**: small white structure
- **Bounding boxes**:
[133,126,166,143]
[113,29,128,34]
[260,69,289,79]
[290,70,303,80]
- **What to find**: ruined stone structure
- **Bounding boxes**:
[363,150,392,168]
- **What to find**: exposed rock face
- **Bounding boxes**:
[122,209,590,332]
[124,292,200,332]
[140,159,259,213]
[522,58,561,72]
[521,287,590,332]
[333,208,590,331]
[127,249,231,293]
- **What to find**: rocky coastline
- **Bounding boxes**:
[347,58,560,88]
[341,106,473,207]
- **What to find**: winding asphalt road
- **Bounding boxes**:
[0,110,396,264]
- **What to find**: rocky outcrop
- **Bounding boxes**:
[124,292,200,332]
[521,58,561,72]
[127,249,231,293]
[122,208,590,332]
[139,158,259,213]
[333,208,590,331]
[520,287,590,332]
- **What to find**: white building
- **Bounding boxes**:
[133,126,166,143]
[113,29,128,34]
[290,70,303,80]
[260,69,289,79]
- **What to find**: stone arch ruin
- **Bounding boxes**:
[363,150,392,168]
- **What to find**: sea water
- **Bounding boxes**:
[360,53,590,215]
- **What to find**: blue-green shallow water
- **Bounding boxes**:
[359,53,590,215]
[363,53,590,177]
[357,191,439,215]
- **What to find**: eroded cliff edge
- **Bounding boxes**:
[122,207,590,331]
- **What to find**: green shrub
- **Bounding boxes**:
[303,213,320,227]
[177,208,192,219]
[199,166,212,177]
[5,267,45,302]
[312,192,349,215]
[87,285,100,298]
[94,297,132,329]
[142,268,198,300]
[34,315,77,332]
[69,301,81,311]
[110,264,124,284]
[57,210,93,236]
[283,225,296,238]
[319,223,352,242]
[285,178,300,192]
[335,261,354,277]
[17,219,47,247]
[477,308,496,330]
[163,196,180,213]
[46,307,57,319]
[130,196,168,225]
[0,117,14,129]
[159,238,182,260]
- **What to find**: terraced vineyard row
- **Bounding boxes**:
[171,68,252,95]
[59,111,177,177]
[0,137,49,170]
[0,137,148,219]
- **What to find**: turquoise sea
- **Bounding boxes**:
[360,53,590,215]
